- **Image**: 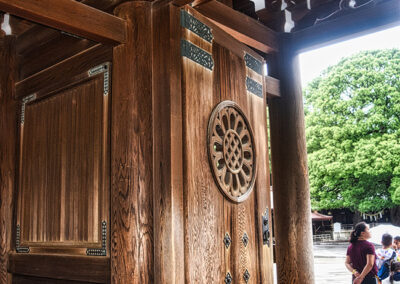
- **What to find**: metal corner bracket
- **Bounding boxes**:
[16,224,30,253]
[20,94,37,125]
[88,62,111,96]
[86,220,107,256]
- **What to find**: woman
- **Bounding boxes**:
[345,222,378,284]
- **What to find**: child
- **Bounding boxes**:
[377,234,396,282]
[394,236,400,262]
[381,262,400,284]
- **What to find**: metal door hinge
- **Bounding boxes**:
[262,208,270,246]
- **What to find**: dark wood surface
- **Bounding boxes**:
[181,17,225,284]
[265,75,280,98]
[0,0,126,45]
[152,4,185,283]
[15,44,112,99]
[12,275,95,284]
[194,0,278,53]
[17,72,109,250]
[8,253,110,283]
[267,36,315,284]
[111,2,153,283]
[17,32,96,80]
[291,0,400,53]
[0,36,17,284]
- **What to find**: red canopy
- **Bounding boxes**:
[311,211,333,221]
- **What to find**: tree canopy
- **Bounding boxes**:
[304,49,400,213]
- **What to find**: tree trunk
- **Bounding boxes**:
[390,206,400,226]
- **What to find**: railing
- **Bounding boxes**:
[341,224,354,231]
[313,234,332,242]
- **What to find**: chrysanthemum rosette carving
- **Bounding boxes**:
[207,101,257,203]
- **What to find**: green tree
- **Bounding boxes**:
[304,49,400,213]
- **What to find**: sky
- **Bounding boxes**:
[298,25,400,88]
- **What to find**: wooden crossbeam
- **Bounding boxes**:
[292,0,400,53]
[265,75,280,98]
[194,0,279,53]
[0,0,126,45]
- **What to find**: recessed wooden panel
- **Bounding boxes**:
[17,68,109,254]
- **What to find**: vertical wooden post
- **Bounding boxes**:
[152,4,185,284]
[267,34,315,284]
[111,2,153,283]
[0,35,17,284]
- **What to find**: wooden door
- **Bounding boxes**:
[180,7,273,284]
[9,45,112,283]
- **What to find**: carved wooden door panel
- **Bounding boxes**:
[181,8,274,284]
[10,46,112,283]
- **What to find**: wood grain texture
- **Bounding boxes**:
[8,253,110,283]
[247,74,274,283]
[267,36,315,284]
[0,0,126,45]
[194,0,278,53]
[111,2,153,283]
[215,42,259,284]
[181,17,225,284]
[265,75,280,98]
[152,4,185,284]
[15,44,112,99]
[12,275,95,284]
[0,36,17,284]
[18,33,96,80]
[18,74,109,249]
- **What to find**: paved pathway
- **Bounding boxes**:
[314,243,352,283]
[274,243,353,283]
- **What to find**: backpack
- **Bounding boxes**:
[378,251,397,280]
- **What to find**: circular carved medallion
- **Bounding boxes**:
[207,101,256,203]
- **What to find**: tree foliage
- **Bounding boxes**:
[304,49,400,213]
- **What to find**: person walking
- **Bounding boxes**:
[345,222,378,284]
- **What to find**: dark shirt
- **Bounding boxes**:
[347,240,378,279]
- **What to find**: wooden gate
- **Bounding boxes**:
[153,5,274,283]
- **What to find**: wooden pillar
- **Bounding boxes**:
[0,35,17,284]
[267,34,315,284]
[111,2,153,283]
[152,3,185,284]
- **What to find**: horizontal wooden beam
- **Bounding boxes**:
[265,75,280,98]
[15,44,112,99]
[194,0,279,53]
[291,0,400,53]
[0,0,126,45]
[8,253,110,283]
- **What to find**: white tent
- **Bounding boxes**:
[369,224,400,245]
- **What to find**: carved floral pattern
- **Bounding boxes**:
[207,101,256,203]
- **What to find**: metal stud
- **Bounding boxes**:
[242,232,249,247]
[225,272,233,284]
[243,269,250,283]
[223,233,232,249]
